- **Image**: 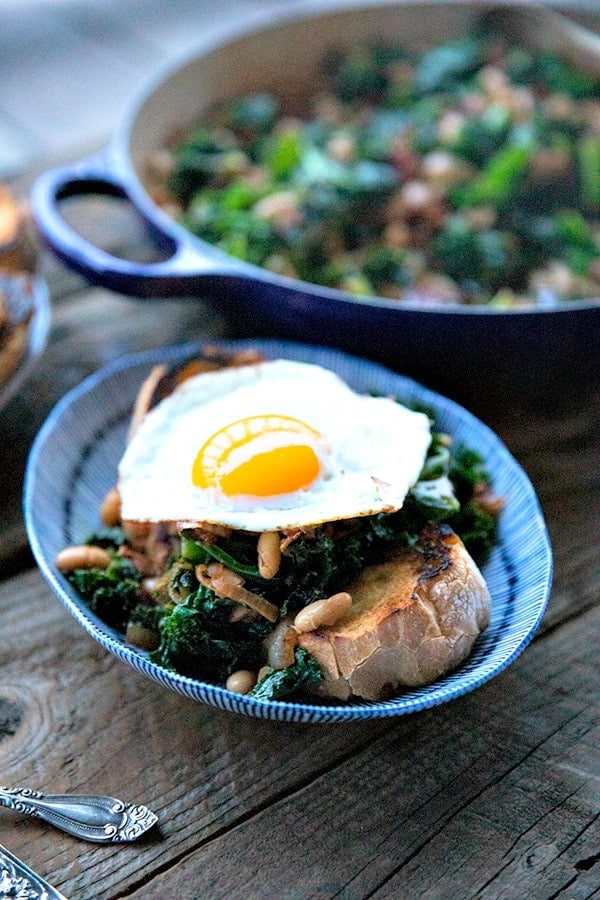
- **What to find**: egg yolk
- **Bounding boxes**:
[192,415,323,498]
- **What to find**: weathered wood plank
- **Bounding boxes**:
[490,394,600,631]
[1,570,597,899]
[122,604,600,900]
[0,569,392,899]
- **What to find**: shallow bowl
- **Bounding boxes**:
[24,339,552,722]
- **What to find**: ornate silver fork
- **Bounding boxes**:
[0,786,158,843]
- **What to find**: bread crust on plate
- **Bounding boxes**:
[298,525,491,701]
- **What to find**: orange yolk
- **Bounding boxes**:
[192,415,323,498]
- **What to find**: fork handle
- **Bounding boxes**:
[0,786,157,842]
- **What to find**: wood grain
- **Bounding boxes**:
[0,570,598,899]
[95,605,600,899]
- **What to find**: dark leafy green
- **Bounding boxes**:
[84,526,126,551]
[150,584,271,682]
[163,32,600,306]
[180,531,261,579]
[446,446,499,563]
[67,555,142,630]
[248,648,323,701]
[129,603,166,631]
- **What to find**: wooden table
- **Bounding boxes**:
[0,148,599,899]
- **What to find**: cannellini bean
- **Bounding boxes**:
[473,482,505,518]
[257,531,281,580]
[465,206,497,231]
[421,150,466,187]
[383,221,411,250]
[326,132,356,163]
[437,110,465,144]
[530,261,577,299]
[293,592,352,633]
[226,669,257,695]
[143,577,160,592]
[257,666,273,682]
[399,180,436,212]
[145,148,176,181]
[313,94,345,125]
[253,191,301,230]
[413,273,461,304]
[508,86,535,121]
[478,65,509,97]
[55,545,111,573]
[100,486,121,526]
[267,620,298,669]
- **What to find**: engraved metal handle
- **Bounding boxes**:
[0,786,158,843]
[0,841,68,899]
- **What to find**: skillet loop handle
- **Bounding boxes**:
[30,153,218,297]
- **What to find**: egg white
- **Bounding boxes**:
[117,359,432,531]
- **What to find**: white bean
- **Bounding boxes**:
[293,592,352,633]
[226,670,257,695]
[55,545,111,573]
[100,486,121,526]
[257,531,281,579]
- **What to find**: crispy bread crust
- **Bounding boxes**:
[298,525,491,701]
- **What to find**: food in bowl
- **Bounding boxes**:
[54,348,503,703]
[0,277,34,390]
[147,28,600,308]
[0,188,40,391]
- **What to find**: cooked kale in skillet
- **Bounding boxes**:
[150,31,600,307]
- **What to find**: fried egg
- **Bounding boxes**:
[117,359,431,532]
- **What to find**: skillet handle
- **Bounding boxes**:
[30,152,228,297]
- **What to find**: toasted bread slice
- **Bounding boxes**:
[298,525,491,701]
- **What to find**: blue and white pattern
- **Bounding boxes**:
[23,340,552,723]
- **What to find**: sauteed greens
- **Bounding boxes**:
[64,428,501,702]
[151,30,600,307]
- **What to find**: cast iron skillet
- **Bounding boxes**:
[30,0,600,408]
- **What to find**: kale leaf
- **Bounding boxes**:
[448,501,498,567]
[67,555,142,630]
[248,648,322,701]
[151,603,255,681]
[84,527,126,551]
[446,445,499,564]
[129,604,166,631]
[150,585,271,681]
[448,445,491,497]
[180,530,261,579]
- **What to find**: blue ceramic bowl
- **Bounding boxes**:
[24,339,552,722]
[29,1,600,407]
